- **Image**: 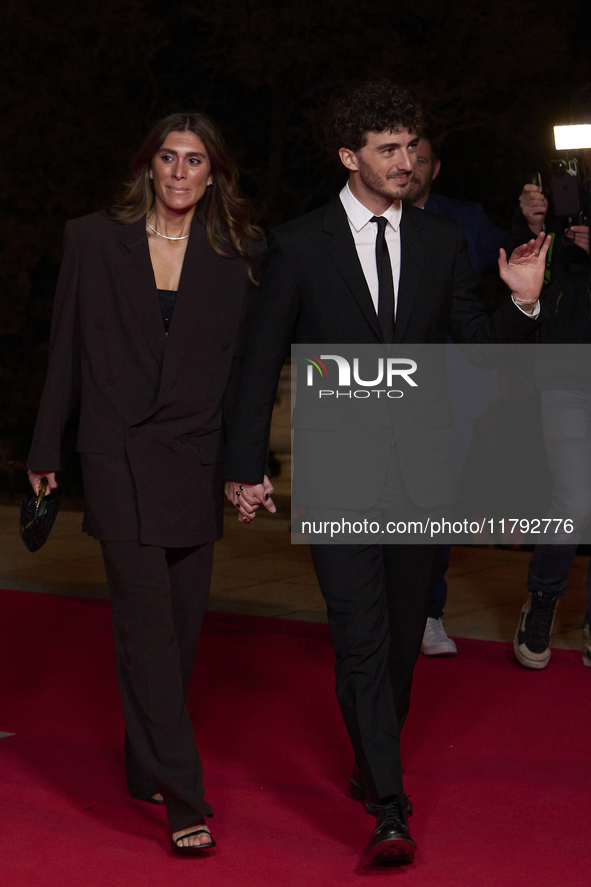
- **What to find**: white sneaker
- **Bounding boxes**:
[584,624,591,668]
[421,617,457,656]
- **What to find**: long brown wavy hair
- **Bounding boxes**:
[106,112,263,280]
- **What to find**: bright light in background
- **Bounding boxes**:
[554,124,591,150]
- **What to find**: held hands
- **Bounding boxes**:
[519,180,548,235]
[498,231,552,309]
[27,470,57,496]
[224,475,276,523]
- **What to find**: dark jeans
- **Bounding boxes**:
[428,545,450,620]
[527,545,591,625]
[526,390,591,626]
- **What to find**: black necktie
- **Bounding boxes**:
[371,215,395,342]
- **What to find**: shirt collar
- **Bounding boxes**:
[340,182,403,232]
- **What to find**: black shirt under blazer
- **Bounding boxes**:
[29,212,263,547]
[223,197,540,509]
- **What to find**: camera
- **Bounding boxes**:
[544,125,591,224]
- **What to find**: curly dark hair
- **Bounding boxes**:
[328,81,424,154]
[106,112,263,282]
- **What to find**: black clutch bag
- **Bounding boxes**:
[20,478,61,553]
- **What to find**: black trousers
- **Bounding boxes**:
[101,539,214,833]
[311,542,439,803]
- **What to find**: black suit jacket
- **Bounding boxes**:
[223,197,539,509]
[29,211,262,546]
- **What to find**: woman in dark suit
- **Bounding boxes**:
[27,112,266,853]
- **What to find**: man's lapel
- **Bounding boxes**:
[322,197,383,341]
[395,204,427,343]
[116,216,165,367]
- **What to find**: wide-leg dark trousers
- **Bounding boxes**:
[101,539,214,833]
[311,543,439,803]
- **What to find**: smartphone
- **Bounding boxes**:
[549,158,582,218]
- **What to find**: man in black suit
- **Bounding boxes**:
[224,82,549,863]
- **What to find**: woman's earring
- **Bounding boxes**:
[207,179,213,187]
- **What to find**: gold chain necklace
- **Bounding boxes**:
[146,219,190,241]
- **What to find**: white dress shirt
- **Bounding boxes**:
[340,182,539,323]
[339,183,401,316]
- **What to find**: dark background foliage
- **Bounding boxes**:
[1,0,590,483]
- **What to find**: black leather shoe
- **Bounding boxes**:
[349,768,413,816]
[364,799,416,863]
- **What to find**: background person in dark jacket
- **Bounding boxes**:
[407,136,512,656]
[409,137,512,279]
[512,176,591,670]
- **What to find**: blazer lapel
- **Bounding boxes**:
[157,220,217,397]
[117,216,165,366]
[322,197,383,341]
[395,204,427,343]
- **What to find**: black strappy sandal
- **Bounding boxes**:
[171,827,216,855]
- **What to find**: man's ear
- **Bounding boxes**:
[432,159,441,181]
[339,147,360,172]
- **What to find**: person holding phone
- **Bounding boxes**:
[513,171,591,670]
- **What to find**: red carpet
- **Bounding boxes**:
[0,588,589,887]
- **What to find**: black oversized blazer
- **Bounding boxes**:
[223,197,540,509]
[28,211,262,546]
